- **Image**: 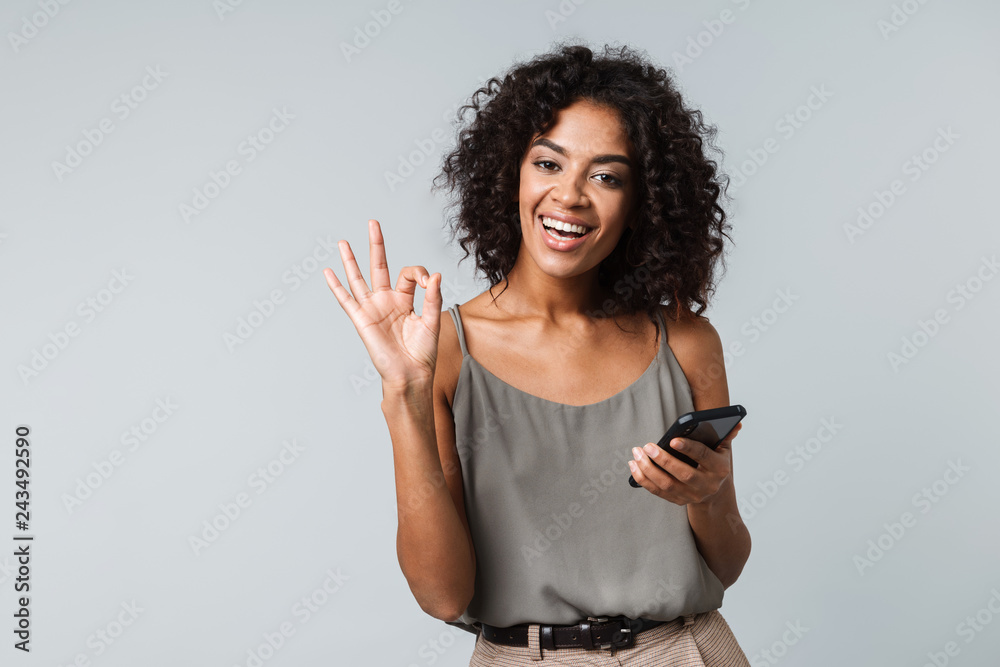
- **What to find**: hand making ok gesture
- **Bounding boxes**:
[323,219,442,391]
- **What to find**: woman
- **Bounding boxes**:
[325,43,752,666]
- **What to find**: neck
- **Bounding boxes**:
[488,259,612,324]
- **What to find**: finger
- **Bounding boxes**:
[714,425,741,455]
[369,219,392,293]
[323,266,363,318]
[628,457,651,490]
[716,440,734,455]
[632,445,684,489]
[670,437,712,468]
[396,265,430,299]
[641,442,698,485]
[338,237,372,302]
[421,273,442,333]
[721,422,743,443]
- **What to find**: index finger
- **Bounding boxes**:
[671,437,713,463]
[719,422,743,444]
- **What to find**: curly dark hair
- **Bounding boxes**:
[431,40,734,332]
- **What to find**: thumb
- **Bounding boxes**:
[420,273,442,332]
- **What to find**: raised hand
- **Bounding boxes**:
[323,219,442,390]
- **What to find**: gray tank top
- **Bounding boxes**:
[443,304,725,635]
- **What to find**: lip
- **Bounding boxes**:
[537,213,594,252]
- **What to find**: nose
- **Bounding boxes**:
[552,171,589,207]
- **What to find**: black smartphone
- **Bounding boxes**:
[628,404,747,487]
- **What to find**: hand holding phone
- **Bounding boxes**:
[628,404,746,488]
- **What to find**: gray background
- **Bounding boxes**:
[2,0,999,665]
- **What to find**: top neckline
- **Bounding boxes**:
[450,304,666,409]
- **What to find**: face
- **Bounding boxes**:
[515,98,638,281]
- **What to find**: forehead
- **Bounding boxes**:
[530,100,632,157]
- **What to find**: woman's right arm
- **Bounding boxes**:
[382,372,476,621]
[323,218,474,622]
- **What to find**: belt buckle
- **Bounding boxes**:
[586,615,634,650]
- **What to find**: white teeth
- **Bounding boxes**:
[541,216,590,235]
[545,227,573,241]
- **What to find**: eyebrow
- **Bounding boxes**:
[529,138,632,168]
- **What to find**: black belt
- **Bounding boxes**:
[481,615,670,651]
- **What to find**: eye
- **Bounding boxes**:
[596,173,623,187]
[532,160,623,188]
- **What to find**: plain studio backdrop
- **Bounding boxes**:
[2,1,998,665]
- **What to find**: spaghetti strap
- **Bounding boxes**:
[447,305,470,358]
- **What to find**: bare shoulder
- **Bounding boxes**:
[659,305,722,357]
[658,305,729,409]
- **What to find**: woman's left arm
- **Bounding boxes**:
[627,311,751,589]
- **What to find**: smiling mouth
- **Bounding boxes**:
[539,215,593,240]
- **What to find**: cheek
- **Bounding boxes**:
[518,184,545,216]
[595,195,629,224]
[519,173,542,197]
